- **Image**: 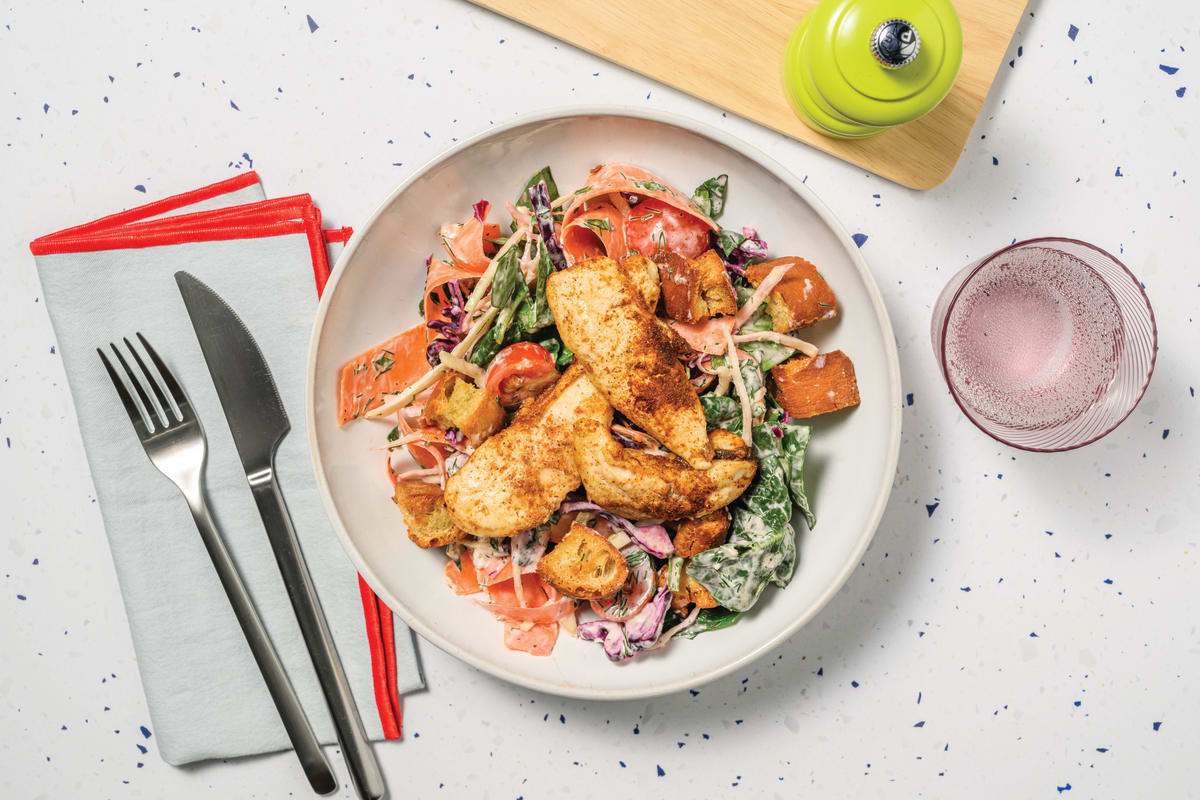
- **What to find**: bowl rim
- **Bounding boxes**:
[933,235,1158,453]
[305,104,903,700]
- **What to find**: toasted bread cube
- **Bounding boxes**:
[745,257,837,332]
[681,568,719,610]
[393,481,468,548]
[672,508,730,558]
[657,249,737,323]
[771,350,860,419]
[536,523,629,600]
[664,560,721,612]
[423,372,505,446]
[690,250,739,317]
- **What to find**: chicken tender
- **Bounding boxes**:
[547,256,713,468]
[621,253,660,310]
[572,420,756,520]
[444,363,612,537]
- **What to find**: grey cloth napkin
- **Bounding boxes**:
[32,183,423,765]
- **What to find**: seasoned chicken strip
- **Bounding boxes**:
[547,256,713,468]
[620,254,693,357]
[443,363,612,537]
[621,253,660,310]
[572,420,756,520]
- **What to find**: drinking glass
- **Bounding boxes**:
[931,237,1156,451]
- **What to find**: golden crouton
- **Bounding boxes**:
[392,481,468,548]
[745,257,838,332]
[672,509,730,558]
[657,250,738,323]
[661,560,720,612]
[423,372,506,446]
[536,523,629,600]
[771,350,861,419]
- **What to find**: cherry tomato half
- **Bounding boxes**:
[484,342,558,407]
[624,202,711,260]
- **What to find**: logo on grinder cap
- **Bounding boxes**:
[871,19,920,69]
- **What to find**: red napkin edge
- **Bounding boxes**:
[30,171,405,740]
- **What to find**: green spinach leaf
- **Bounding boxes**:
[536,333,575,368]
[699,394,741,433]
[513,166,559,231]
[687,424,797,612]
[738,352,768,426]
[738,305,794,370]
[779,420,816,530]
[672,606,742,639]
[489,245,524,312]
[520,242,555,334]
[691,174,728,220]
[468,312,508,367]
[714,229,747,259]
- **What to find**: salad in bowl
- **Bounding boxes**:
[334,162,860,662]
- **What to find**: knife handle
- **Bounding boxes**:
[185,483,337,795]
[250,468,386,800]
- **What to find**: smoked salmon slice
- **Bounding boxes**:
[503,621,558,655]
[562,200,627,264]
[562,163,718,233]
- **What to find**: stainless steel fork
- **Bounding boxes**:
[98,334,337,796]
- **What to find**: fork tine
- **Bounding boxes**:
[124,336,176,425]
[137,332,191,418]
[98,347,151,434]
[110,342,164,431]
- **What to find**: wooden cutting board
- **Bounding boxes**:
[467,0,1026,189]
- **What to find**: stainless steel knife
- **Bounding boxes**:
[176,271,386,800]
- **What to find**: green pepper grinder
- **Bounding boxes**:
[783,0,964,139]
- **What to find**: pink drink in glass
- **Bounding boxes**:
[931,238,1156,451]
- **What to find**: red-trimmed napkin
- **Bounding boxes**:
[30,173,420,764]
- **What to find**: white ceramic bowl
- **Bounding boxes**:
[307,107,901,699]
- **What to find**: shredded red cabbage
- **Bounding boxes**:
[472,199,491,223]
[624,586,670,648]
[611,431,641,449]
[577,619,633,661]
[722,226,770,270]
[559,500,674,558]
[578,586,671,661]
[425,337,457,367]
[526,180,568,272]
[425,277,468,366]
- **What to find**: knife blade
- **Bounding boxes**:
[176,271,386,800]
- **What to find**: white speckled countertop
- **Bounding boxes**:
[2,1,1197,797]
